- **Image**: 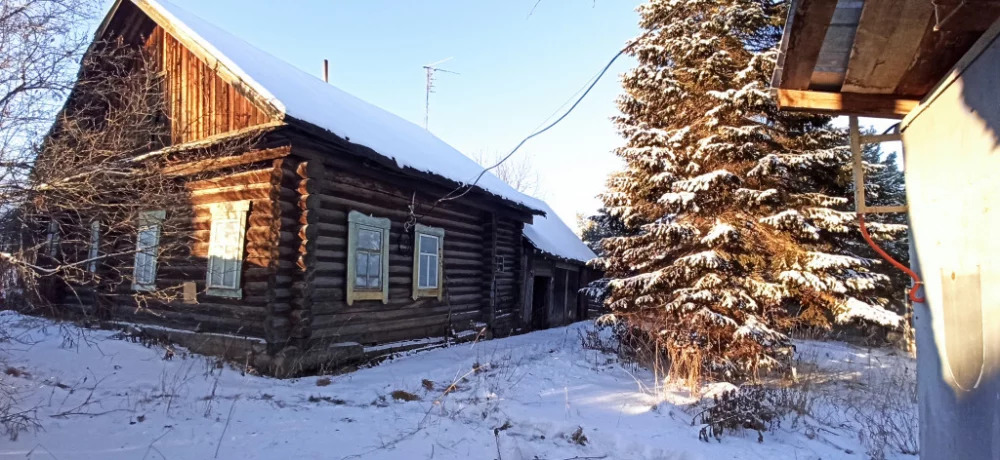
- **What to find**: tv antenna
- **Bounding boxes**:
[423,57,459,130]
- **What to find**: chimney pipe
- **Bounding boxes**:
[323,59,329,83]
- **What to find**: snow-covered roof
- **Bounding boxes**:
[118,0,595,264]
[523,201,596,264]
[133,0,541,212]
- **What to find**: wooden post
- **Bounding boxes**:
[323,60,329,83]
[850,116,866,214]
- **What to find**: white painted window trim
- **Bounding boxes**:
[133,210,165,292]
[87,220,100,273]
[46,220,60,258]
[412,224,444,300]
[346,211,391,305]
[206,200,250,299]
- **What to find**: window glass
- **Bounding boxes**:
[354,239,382,290]
[205,201,249,297]
[347,211,391,304]
[417,233,439,289]
[135,223,159,285]
[359,228,381,251]
[426,256,438,287]
[419,234,438,255]
[367,254,381,288]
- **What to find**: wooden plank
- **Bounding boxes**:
[859,133,901,144]
[842,0,934,94]
[775,89,919,118]
[777,0,839,90]
[849,116,865,213]
[893,27,982,97]
[162,146,290,176]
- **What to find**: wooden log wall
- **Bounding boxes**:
[487,216,523,334]
[52,147,293,339]
[144,26,270,145]
[285,143,527,347]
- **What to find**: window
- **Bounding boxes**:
[87,220,100,273]
[495,255,510,274]
[347,211,390,305]
[46,220,60,258]
[206,201,249,298]
[412,224,444,299]
[133,210,165,291]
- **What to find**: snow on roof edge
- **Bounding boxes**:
[129,0,596,262]
[523,201,597,264]
[135,0,543,213]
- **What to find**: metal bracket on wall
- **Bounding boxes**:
[850,116,909,215]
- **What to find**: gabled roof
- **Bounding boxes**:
[109,0,542,213]
[96,0,596,264]
[523,201,596,264]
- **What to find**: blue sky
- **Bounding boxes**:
[82,1,900,230]
[96,0,646,229]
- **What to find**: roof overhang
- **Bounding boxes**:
[772,0,1000,118]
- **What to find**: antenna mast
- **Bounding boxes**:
[423,57,458,130]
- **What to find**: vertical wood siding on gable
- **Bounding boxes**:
[144,26,271,145]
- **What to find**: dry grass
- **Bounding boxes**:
[390,390,420,402]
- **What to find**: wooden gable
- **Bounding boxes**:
[143,26,272,145]
[90,0,278,146]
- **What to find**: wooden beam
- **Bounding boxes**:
[860,133,902,144]
[777,0,839,90]
[775,89,919,118]
[842,0,934,94]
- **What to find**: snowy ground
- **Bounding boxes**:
[0,311,917,460]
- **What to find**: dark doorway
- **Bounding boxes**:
[531,276,550,330]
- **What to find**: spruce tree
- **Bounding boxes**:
[579,207,630,256]
[859,142,911,320]
[601,0,905,380]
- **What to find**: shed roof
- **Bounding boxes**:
[772,0,1000,118]
[523,201,596,264]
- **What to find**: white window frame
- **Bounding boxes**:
[412,224,444,300]
[346,211,390,305]
[46,220,60,258]
[206,200,250,298]
[87,220,100,273]
[133,210,165,292]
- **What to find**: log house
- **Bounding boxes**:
[39,0,598,374]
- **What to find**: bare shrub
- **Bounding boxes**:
[845,363,918,459]
[0,385,41,441]
[692,385,784,443]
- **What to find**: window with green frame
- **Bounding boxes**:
[346,211,391,305]
[412,224,444,299]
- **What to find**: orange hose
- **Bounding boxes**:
[858,214,925,304]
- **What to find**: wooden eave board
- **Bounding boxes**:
[775,0,1000,117]
[841,0,935,94]
[808,1,863,91]
[774,0,839,90]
